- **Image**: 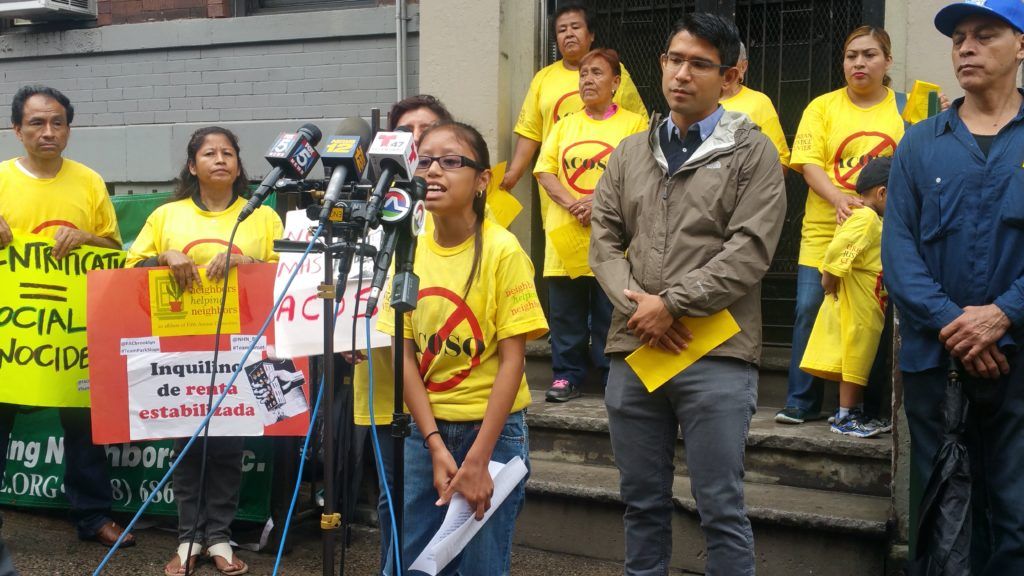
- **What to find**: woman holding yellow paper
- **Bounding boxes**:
[127,126,282,576]
[534,48,646,402]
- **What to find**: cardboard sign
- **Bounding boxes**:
[273,210,391,358]
[87,264,311,443]
[0,233,125,408]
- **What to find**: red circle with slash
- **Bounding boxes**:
[417,286,485,393]
[832,131,897,190]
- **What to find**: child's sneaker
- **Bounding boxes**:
[830,409,882,438]
[545,379,581,402]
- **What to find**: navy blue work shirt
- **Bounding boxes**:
[882,92,1024,373]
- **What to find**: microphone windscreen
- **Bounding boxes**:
[298,123,323,146]
[333,117,373,144]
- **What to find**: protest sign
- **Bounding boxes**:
[0,409,272,521]
[87,264,311,443]
[0,233,124,408]
[273,209,391,358]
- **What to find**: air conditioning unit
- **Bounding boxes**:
[0,0,96,20]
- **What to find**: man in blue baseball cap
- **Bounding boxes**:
[883,1,1024,573]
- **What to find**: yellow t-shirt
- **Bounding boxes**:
[125,196,282,267]
[533,107,647,277]
[353,348,395,426]
[790,87,904,268]
[800,207,886,386]
[377,220,548,422]
[720,85,791,167]
[514,60,649,228]
[0,158,121,244]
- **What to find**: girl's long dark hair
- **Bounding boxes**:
[171,126,251,202]
[419,121,490,297]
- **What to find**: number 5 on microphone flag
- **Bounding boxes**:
[271,209,392,359]
[86,264,311,443]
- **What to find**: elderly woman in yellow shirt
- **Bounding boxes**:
[533,48,647,402]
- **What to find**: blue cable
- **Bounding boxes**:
[93,224,325,576]
[270,301,333,575]
[367,313,402,574]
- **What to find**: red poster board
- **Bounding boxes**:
[87,264,310,444]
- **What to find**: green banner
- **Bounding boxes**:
[0,409,272,521]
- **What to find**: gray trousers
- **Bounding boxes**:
[605,355,757,576]
[173,436,244,546]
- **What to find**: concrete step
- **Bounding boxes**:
[526,342,840,414]
[526,391,892,497]
[518,458,891,576]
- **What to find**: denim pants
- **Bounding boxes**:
[403,411,530,576]
[606,356,757,576]
[0,405,112,539]
[548,276,613,387]
[172,436,243,545]
[784,265,826,412]
[904,348,1024,575]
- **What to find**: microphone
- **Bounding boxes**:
[364,126,417,232]
[318,117,372,223]
[239,123,322,222]
[366,176,427,312]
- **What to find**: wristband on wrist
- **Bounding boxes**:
[422,430,441,449]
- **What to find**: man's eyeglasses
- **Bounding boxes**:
[416,155,483,171]
[660,54,731,75]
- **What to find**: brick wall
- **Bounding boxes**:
[99,0,230,26]
[0,39,418,127]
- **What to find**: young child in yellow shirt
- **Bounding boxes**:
[800,157,891,438]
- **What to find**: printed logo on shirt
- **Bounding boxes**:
[832,131,897,190]
[704,161,722,170]
[561,140,615,195]
[415,286,486,393]
[552,90,581,125]
[181,239,244,256]
[31,220,77,235]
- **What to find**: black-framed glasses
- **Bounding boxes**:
[660,53,731,75]
[416,155,483,171]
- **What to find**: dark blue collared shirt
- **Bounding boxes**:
[659,106,725,174]
[882,91,1024,372]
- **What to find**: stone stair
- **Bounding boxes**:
[517,343,894,575]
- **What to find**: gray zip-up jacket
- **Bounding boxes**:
[589,110,787,364]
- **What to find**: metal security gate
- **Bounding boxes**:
[549,0,883,346]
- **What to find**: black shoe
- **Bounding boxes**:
[774,406,823,424]
[545,379,581,402]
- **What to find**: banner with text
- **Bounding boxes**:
[0,233,124,408]
[273,209,390,358]
[87,265,311,443]
[0,409,272,521]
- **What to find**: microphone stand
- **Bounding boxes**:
[274,209,376,576]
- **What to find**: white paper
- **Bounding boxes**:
[231,334,266,353]
[120,336,161,355]
[126,351,263,440]
[410,456,529,575]
[273,210,391,358]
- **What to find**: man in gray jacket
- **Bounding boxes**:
[590,13,786,576]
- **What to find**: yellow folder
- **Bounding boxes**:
[625,310,741,392]
[485,161,523,229]
[902,80,941,125]
[547,219,593,278]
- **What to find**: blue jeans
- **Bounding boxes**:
[606,356,757,576]
[0,405,113,539]
[784,265,826,412]
[548,276,613,387]
[403,411,530,576]
[904,349,1024,575]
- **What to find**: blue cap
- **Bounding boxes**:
[935,0,1024,37]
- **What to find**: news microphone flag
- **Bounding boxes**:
[240,123,322,222]
[367,128,417,182]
